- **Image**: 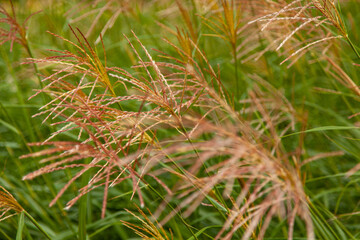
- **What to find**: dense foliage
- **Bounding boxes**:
[1,0,360,239]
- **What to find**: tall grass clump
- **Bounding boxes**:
[1,0,360,239]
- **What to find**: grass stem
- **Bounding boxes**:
[23,211,52,240]
[345,35,360,60]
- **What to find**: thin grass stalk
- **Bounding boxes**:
[23,211,52,240]
[345,36,360,59]
[0,228,12,240]
[23,40,45,90]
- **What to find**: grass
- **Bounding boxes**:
[1,0,360,239]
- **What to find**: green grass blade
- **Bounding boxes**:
[24,211,53,240]
[16,212,25,240]
[186,225,221,240]
[79,160,91,240]
[0,228,13,240]
[282,126,359,138]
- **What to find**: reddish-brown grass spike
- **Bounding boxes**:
[76,27,96,57]
[68,25,84,50]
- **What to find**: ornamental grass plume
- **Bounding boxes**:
[21,22,317,238]
[0,186,52,239]
[65,0,132,44]
[0,0,42,79]
[246,0,350,65]
[0,0,37,52]
[311,0,360,58]
[0,186,23,221]
[121,205,172,240]
[149,69,315,239]
[19,0,347,237]
[1,0,44,90]
[21,27,207,218]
